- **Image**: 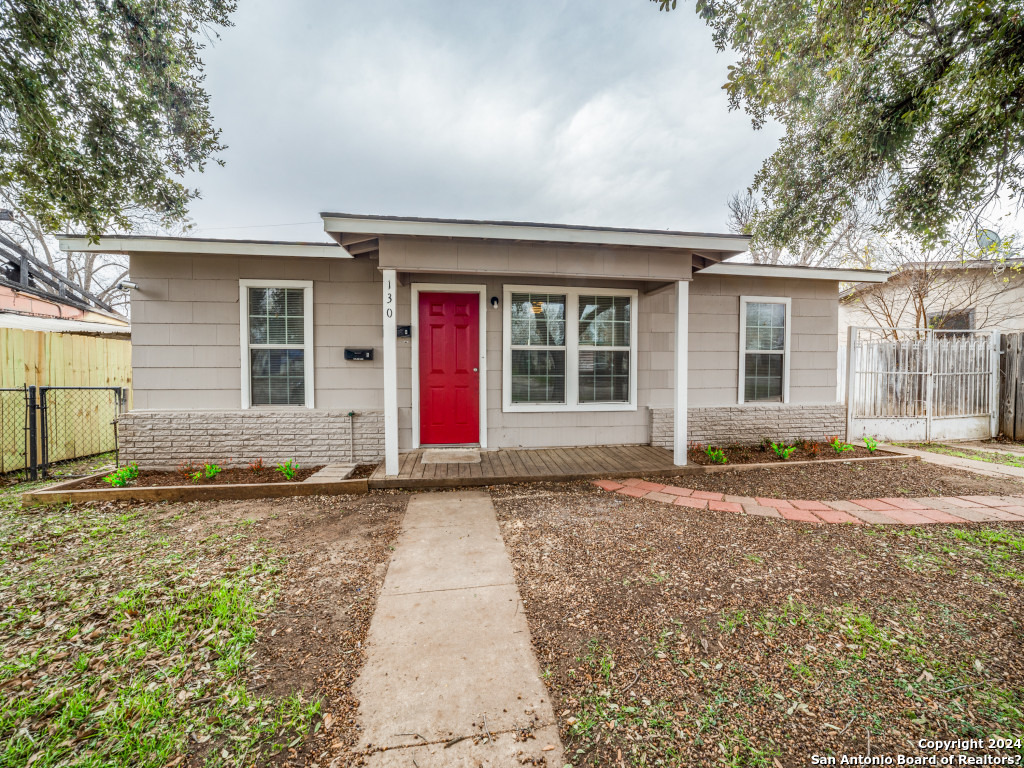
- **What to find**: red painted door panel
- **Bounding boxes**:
[419,292,480,445]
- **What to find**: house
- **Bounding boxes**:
[839,258,1024,340]
[57,214,888,476]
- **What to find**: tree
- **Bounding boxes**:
[726,190,874,267]
[653,0,1024,249]
[841,231,1024,339]
[0,189,130,314]
[0,0,235,238]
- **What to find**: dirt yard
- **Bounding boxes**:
[0,484,407,768]
[494,477,1024,767]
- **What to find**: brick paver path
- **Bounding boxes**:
[592,479,1024,524]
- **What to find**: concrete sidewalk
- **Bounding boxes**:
[353,490,564,767]
[879,442,1024,480]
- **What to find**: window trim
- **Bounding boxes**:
[502,284,638,413]
[239,279,315,409]
[738,295,791,405]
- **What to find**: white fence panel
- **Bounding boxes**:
[845,327,999,442]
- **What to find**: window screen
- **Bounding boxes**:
[578,295,630,403]
[743,301,785,402]
[509,293,566,404]
[248,287,306,406]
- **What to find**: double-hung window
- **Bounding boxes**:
[240,280,314,408]
[503,286,637,411]
[738,296,790,403]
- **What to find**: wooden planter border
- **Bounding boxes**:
[21,471,368,507]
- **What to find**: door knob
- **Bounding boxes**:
[473,367,478,372]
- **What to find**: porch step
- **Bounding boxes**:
[303,463,356,483]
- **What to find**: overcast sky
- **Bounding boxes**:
[182,0,783,243]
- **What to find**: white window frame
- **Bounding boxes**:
[239,279,315,409]
[502,284,638,413]
[738,295,791,405]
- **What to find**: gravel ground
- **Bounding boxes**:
[493,479,1024,767]
[644,459,1024,499]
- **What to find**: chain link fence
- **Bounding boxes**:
[0,386,128,480]
[0,387,28,475]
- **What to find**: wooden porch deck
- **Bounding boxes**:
[367,444,679,490]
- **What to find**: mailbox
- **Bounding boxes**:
[344,348,374,361]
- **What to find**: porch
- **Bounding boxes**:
[367,444,679,490]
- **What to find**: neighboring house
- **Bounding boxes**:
[58,214,887,475]
[839,258,1024,340]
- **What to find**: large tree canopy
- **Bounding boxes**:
[654,0,1024,249]
[0,0,235,238]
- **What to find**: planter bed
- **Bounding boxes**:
[688,440,877,466]
[74,465,324,489]
[21,470,368,507]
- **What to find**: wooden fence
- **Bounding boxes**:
[0,327,132,473]
[999,332,1024,440]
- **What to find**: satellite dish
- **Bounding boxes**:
[977,229,1002,250]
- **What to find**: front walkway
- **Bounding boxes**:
[353,490,563,766]
[594,478,1024,524]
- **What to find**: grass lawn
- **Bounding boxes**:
[0,469,405,768]
[897,443,1024,469]
[495,480,1024,767]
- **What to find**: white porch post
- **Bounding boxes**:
[673,279,689,466]
[382,269,399,477]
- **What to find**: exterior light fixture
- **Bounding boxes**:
[490,296,499,309]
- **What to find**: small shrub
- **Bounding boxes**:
[176,460,200,478]
[771,441,798,460]
[863,436,879,453]
[189,471,202,484]
[275,459,300,481]
[204,463,223,480]
[705,445,728,465]
[103,463,140,488]
[248,457,267,473]
[829,435,855,454]
[808,442,821,457]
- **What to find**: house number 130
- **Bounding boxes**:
[385,279,394,318]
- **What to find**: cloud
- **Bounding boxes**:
[183,0,783,241]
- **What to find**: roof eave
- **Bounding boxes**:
[56,236,352,259]
[321,213,750,254]
[700,262,891,283]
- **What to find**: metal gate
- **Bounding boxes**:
[0,385,128,480]
[845,327,1000,442]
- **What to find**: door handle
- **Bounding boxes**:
[473,368,479,372]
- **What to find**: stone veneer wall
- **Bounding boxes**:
[118,410,385,468]
[650,404,847,448]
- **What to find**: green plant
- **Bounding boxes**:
[770,441,797,460]
[829,436,855,454]
[275,459,300,481]
[864,436,879,453]
[705,445,728,464]
[102,463,140,488]
[204,463,223,480]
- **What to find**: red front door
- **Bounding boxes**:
[419,292,480,445]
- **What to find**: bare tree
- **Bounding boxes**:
[0,189,130,315]
[842,231,1024,339]
[727,190,874,267]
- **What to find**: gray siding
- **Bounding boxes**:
[129,250,841,451]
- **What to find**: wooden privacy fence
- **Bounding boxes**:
[999,332,1024,440]
[0,327,132,475]
[845,327,999,442]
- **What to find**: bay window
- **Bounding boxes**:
[503,286,637,412]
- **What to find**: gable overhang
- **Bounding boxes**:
[57,235,351,259]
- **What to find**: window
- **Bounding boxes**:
[509,292,566,404]
[503,286,637,411]
[239,280,314,408]
[928,309,974,334]
[739,296,790,404]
